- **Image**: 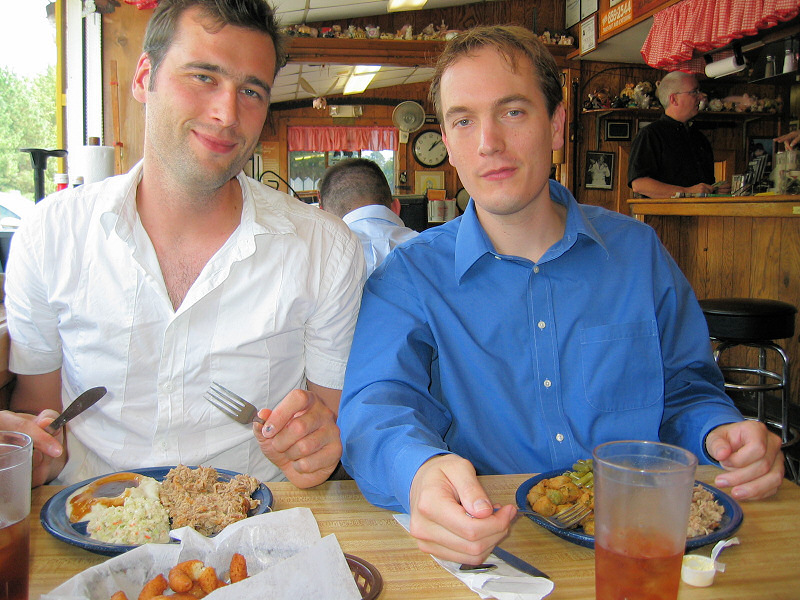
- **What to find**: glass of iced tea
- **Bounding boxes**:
[0,431,32,600]
[593,440,697,600]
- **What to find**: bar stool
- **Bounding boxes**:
[699,298,799,481]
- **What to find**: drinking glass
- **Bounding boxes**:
[0,431,33,600]
[593,440,697,600]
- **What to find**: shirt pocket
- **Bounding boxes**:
[580,320,662,412]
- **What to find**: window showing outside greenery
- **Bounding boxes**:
[0,66,57,201]
[1,0,57,228]
[288,149,394,195]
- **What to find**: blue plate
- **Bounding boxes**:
[515,469,743,550]
[40,466,273,556]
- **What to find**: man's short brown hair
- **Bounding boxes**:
[143,0,285,90]
[428,25,563,122]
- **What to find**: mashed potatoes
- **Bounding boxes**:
[86,496,171,545]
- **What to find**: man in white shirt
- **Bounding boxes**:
[319,158,418,275]
[1,0,365,488]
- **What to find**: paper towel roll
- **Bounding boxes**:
[75,145,115,184]
[705,56,746,79]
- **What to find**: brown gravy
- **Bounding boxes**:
[68,472,143,522]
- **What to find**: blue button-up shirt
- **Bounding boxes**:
[343,204,419,276]
[339,180,742,512]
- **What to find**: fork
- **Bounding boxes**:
[537,503,592,529]
[205,381,265,425]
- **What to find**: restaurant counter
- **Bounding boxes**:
[29,466,800,599]
[628,193,800,219]
[627,193,800,413]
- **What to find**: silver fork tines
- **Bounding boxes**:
[205,381,265,425]
[541,503,592,529]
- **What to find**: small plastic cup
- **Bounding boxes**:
[593,440,698,600]
[0,431,33,600]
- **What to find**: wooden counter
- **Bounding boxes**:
[629,194,800,219]
[628,194,800,405]
[27,467,800,599]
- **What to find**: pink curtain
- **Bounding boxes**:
[641,0,800,73]
[287,126,399,152]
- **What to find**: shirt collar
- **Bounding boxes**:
[454,180,608,281]
[99,161,293,244]
[343,204,405,227]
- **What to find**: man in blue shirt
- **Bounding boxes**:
[319,158,418,275]
[337,25,784,565]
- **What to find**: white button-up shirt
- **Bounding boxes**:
[5,162,365,485]
[343,205,418,275]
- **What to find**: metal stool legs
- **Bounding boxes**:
[713,340,800,482]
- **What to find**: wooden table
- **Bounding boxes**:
[29,466,800,599]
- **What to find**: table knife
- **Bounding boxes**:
[492,545,550,579]
[44,386,108,434]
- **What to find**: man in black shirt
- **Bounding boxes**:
[628,72,727,198]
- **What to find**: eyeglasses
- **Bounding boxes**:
[673,89,703,97]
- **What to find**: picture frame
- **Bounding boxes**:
[747,137,774,176]
[605,120,632,141]
[580,15,597,55]
[585,151,615,190]
[566,0,580,28]
[415,170,445,194]
[581,0,599,19]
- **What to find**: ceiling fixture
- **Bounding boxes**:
[388,0,428,11]
[344,66,381,95]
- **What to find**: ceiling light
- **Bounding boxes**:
[388,0,428,12]
[344,66,381,95]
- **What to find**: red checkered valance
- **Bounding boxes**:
[287,126,398,152]
[641,0,800,73]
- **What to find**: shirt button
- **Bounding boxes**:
[163,382,173,393]
[537,321,546,330]
[543,379,552,388]
[494,255,502,260]
[533,266,540,274]
[556,433,564,442]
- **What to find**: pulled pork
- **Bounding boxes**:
[159,464,261,536]
[687,484,724,538]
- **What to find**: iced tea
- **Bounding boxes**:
[595,529,683,600]
[0,518,30,600]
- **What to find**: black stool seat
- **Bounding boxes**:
[699,298,797,342]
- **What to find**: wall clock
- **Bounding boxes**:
[412,130,448,168]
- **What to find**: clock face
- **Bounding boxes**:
[413,130,448,167]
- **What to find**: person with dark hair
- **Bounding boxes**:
[2,0,365,489]
[337,25,783,565]
[628,71,729,198]
[319,158,417,275]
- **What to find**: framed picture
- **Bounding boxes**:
[586,151,615,190]
[605,120,632,141]
[580,15,597,55]
[566,0,580,28]
[747,137,774,176]
[415,170,445,194]
[637,119,655,132]
[581,0,599,19]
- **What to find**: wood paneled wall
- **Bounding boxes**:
[646,214,800,406]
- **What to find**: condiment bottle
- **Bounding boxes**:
[783,48,797,74]
[54,173,69,191]
[72,176,84,187]
[765,55,776,78]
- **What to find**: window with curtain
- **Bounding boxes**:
[287,126,398,194]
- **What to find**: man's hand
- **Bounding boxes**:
[686,183,714,195]
[0,409,66,487]
[408,454,517,565]
[253,389,342,488]
[705,420,784,500]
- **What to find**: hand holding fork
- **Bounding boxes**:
[205,381,342,488]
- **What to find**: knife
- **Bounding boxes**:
[492,546,550,580]
[44,386,108,435]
